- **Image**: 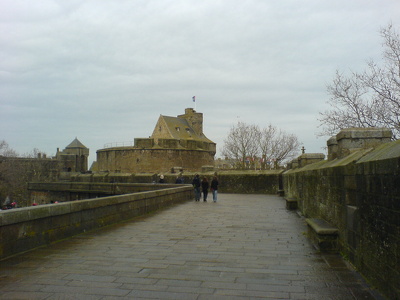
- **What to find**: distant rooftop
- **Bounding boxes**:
[66,138,88,149]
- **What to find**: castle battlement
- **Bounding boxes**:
[95,108,216,173]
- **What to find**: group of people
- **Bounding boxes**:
[158,174,184,184]
[157,173,219,202]
[192,174,219,202]
[1,196,17,210]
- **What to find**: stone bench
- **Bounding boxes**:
[306,218,339,253]
[285,198,298,210]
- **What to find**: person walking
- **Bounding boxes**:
[175,175,183,184]
[192,174,201,201]
[201,177,209,202]
[210,176,219,202]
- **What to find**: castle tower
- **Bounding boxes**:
[57,138,89,172]
[178,108,203,136]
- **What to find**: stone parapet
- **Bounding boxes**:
[283,138,400,299]
[0,185,193,260]
[327,136,338,161]
[336,127,392,158]
[298,153,325,167]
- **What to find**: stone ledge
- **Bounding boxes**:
[285,198,297,210]
[0,186,193,260]
[306,218,339,253]
[306,218,339,235]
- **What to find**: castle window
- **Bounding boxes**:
[176,127,180,132]
[159,126,162,132]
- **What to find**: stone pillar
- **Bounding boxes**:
[336,127,392,158]
[297,153,325,168]
[327,136,338,161]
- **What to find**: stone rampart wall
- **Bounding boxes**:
[96,148,214,173]
[283,140,400,299]
[28,182,181,204]
[67,171,283,194]
[0,186,193,260]
[216,171,283,194]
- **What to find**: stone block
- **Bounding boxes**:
[298,153,325,167]
[336,128,392,158]
[306,218,339,253]
[134,138,154,148]
[285,198,297,210]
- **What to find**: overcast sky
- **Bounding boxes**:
[1,0,400,165]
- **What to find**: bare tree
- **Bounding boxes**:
[0,141,53,207]
[222,122,259,169]
[258,125,300,168]
[258,125,276,169]
[0,140,19,157]
[222,122,301,169]
[269,130,301,167]
[319,23,400,139]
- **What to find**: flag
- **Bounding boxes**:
[192,96,195,102]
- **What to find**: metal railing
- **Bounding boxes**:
[103,141,134,148]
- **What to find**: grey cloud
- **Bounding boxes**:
[1,0,400,162]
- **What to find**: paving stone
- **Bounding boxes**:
[0,194,383,299]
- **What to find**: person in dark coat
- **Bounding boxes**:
[210,176,219,202]
[192,174,201,201]
[175,175,184,184]
[201,177,209,202]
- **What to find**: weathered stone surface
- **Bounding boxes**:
[306,217,339,253]
[285,198,298,210]
[327,136,338,161]
[336,127,392,158]
[283,135,400,299]
[0,186,192,260]
[297,153,325,167]
[0,194,382,300]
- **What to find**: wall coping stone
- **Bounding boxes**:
[306,218,339,235]
[0,186,192,227]
[356,139,400,163]
[336,127,392,140]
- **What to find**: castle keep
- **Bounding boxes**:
[56,138,89,172]
[96,108,216,173]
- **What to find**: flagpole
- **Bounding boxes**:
[192,96,196,111]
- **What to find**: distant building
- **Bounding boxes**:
[56,138,89,172]
[96,108,216,173]
[0,138,89,205]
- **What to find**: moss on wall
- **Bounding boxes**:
[283,141,400,299]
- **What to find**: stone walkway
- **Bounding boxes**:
[0,194,384,299]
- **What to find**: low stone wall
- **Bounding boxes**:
[67,170,283,195]
[28,182,182,204]
[216,171,283,194]
[283,140,400,299]
[0,186,193,260]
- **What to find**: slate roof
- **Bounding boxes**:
[160,115,214,143]
[65,138,88,149]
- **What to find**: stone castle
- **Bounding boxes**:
[95,108,216,173]
[56,137,89,172]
